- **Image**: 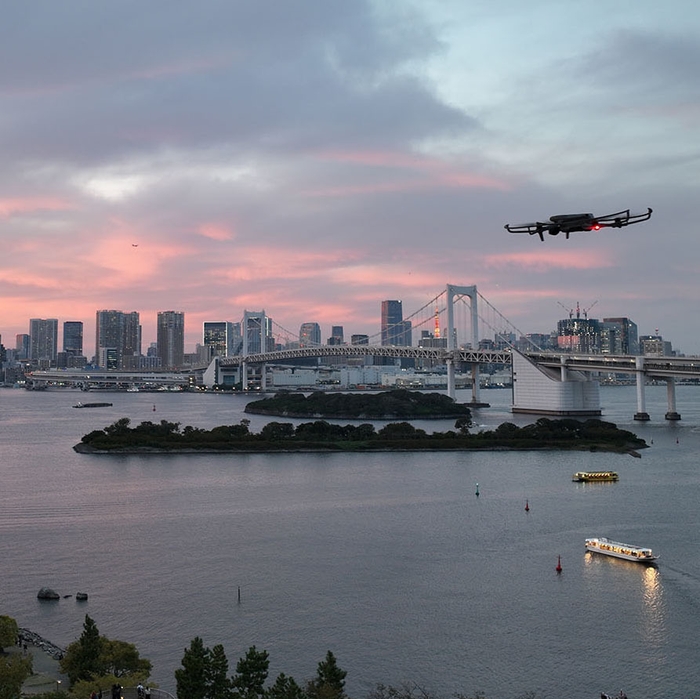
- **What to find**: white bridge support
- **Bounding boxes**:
[665,377,681,420]
[512,350,601,416]
[634,356,649,421]
[634,356,681,421]
[446,284,482,405]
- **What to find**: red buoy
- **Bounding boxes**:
[556,555,562,574]
[525,499,530,512]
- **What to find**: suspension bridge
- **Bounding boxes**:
[25,284,700,420]
[205,284,700,421]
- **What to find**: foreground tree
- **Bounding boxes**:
[0,652,32,699]
[176,637,209,699]
[206,643,232,699]
[60,614,103,684]
[231,646,269,699]
[306,651,346,699]
[0,615,19,648]
[60,615,151,689]
[267,672,306,699]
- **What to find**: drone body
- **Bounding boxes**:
[505,208,652,241]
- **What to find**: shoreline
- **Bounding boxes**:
[74,442,646,455]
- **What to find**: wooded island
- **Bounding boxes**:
[74,391,646,454]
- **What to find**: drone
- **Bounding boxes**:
[504,207,652,241]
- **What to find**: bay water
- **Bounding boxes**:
[2,385,700,698]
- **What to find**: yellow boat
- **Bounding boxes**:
[572,471,618,482]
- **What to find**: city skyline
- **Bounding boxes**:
[2,298,679,361]
[1,4,699,352]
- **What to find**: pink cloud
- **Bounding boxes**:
[197,223,234,241]
[0,197,74,217]
[483,249,612,271]
[306,148,510,197]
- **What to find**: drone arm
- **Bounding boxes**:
[595,207,653,228]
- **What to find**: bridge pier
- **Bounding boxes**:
[634,356,650,421]
[242,361,248,391]
[665,377,681,420]
[446,358,455,399]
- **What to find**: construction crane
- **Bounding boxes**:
[557,300,598,320]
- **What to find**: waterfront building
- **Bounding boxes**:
[602,317,639,355]
[29,318,58,363]
[96,310,141,368]
[557,316,600,353]
[157,311,185,369]
[203,321,235,357]
[15,334,30,360]
[299,322,321,347]
[327,326,344,346]
[640,334,673,357]
[63,321,84,357]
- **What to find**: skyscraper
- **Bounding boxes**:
[328,326,344,345]
[29,318,58,362]
[95,310,141,368]
[381,300,411,346]
[63,321,84,356]
[203,321,242,357]
[15,334,30,360]
[157,311,185,369]
[299,322,321,347]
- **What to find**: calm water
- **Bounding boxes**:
[1,385,700,699]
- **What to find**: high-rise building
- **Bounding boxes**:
[381,300,411,346]
[556,317,600,353]
[15,334,30,360]
[95,310,141,368]
[157,311,185,369]
[601,317,639,355]
[29,318,58,362]
[63,321,84,356]
[328,326,344,346]
[299,322,321,347]
[639,334,673,357]
[203,321,242,357]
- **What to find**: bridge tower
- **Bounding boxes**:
[445,284,481,404]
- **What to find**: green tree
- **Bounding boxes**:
[231,646,269,699]
[206,643,232,699]
[0,615,19,648]
[266,673,306,699]
[259,422,295,442]
[100,638,152,679]
[0,652,32,699]
[306,651,346,699]
[176,637,208,699]
[60,614,104,684]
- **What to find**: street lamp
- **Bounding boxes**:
[56,680,62,692]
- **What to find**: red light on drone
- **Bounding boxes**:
[592,223,601,230]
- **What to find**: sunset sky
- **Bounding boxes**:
[2,1,699,354]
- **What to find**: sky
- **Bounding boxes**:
[1,1,699,354]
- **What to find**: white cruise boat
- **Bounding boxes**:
[585,537,658,563]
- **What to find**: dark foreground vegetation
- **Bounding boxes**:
[2,613,545,699]
[75,414,646,454]
[244,389,472,419]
